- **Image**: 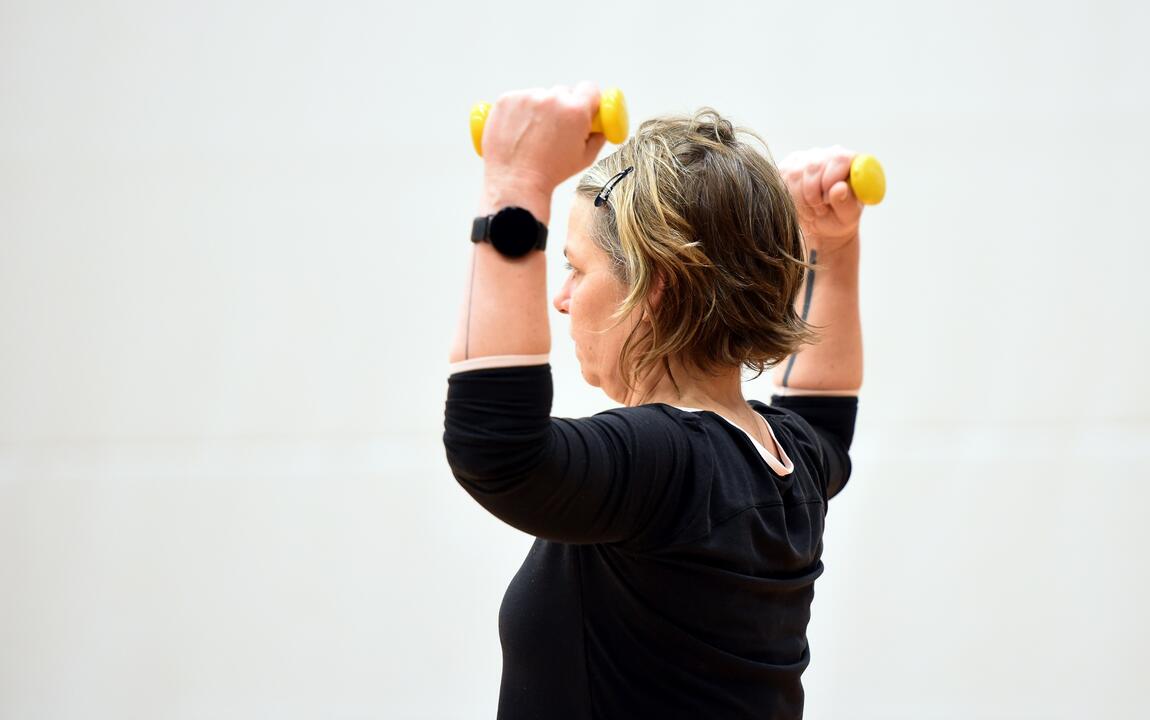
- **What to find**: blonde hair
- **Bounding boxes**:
[575,108,815,392]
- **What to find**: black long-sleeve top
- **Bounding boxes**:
[443,364,857,720]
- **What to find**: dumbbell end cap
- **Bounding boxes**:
[850,154,886,205]
[470,102,491,157]
[597,88,629,145]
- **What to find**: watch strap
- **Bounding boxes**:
[471,215,489,244]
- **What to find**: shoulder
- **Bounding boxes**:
[584,402,706,431]
[751,396,856,500]
[750,398,828,466]
[752,396,856,439]
[751,398,812,433]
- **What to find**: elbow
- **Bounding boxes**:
[442,426,551,492]
[443,362,555,495]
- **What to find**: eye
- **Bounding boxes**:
[563,261,577,273]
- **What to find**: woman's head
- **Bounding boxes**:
[554,108,814,402]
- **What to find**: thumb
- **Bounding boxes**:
[829,180,855,206]
[829,180,863,225]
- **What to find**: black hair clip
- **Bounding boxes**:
[594,166,635,207]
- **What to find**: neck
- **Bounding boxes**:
[621,357,781,456]
[623,358,747,413]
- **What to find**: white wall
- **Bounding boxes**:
[2,0,1148,717]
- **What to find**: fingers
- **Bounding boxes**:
[801,159,824,212]
[491,87,543,127]
[494,84,599,136]
[780,150,828,214]
[781,147,859,210]
[823,146,862,225]
[779,150,805,204]
[820,147,854,195]
[483,83,606,192]
[778,146,864,247]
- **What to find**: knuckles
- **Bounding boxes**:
[493,84,599,127]
[780,147,857,192]
[499,88,584,121]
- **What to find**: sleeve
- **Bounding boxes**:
[769,395,858,500]
[443,365,704,548]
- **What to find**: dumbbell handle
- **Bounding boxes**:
[469,88,630,157]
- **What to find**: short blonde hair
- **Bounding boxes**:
[575,108,815,391]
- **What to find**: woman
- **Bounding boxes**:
[444,82,863,719]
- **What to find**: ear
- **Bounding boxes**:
[643,273,668,318]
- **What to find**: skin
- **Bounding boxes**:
[554,197,780,456]
[451,83,863,463]
[552,197,635,400]
[771,147,864,393]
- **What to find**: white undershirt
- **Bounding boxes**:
[673,406,795,476]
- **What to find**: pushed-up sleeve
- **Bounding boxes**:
[769,395,858,500]
[443,365,703,547]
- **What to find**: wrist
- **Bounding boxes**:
[807,238,860,288]
[480,173,553,225]
[805,232,860,262]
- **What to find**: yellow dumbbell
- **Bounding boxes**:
[849,154,886,205]
[469,87,630,157]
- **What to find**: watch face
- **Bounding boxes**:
[488,206,538,258]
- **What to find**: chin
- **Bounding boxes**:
[579,364,601,389]
[577,360,625,403]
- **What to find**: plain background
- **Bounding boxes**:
[3,0,1149,717]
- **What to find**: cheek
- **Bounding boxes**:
[570,279,633,384]
[567,283,601,366]
[586,321,638,401]
[571,279,616,343]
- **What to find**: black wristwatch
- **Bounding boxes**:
[471,206,548,258]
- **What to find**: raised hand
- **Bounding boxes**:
[480,82,608,222]
[778,146,864,255]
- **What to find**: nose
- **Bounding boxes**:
[553,278,571,315]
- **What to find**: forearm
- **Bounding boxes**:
[449,183,553,363]
[774,238,863,392]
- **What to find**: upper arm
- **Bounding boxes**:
[444,366,703,546]
[810,425,852,499]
